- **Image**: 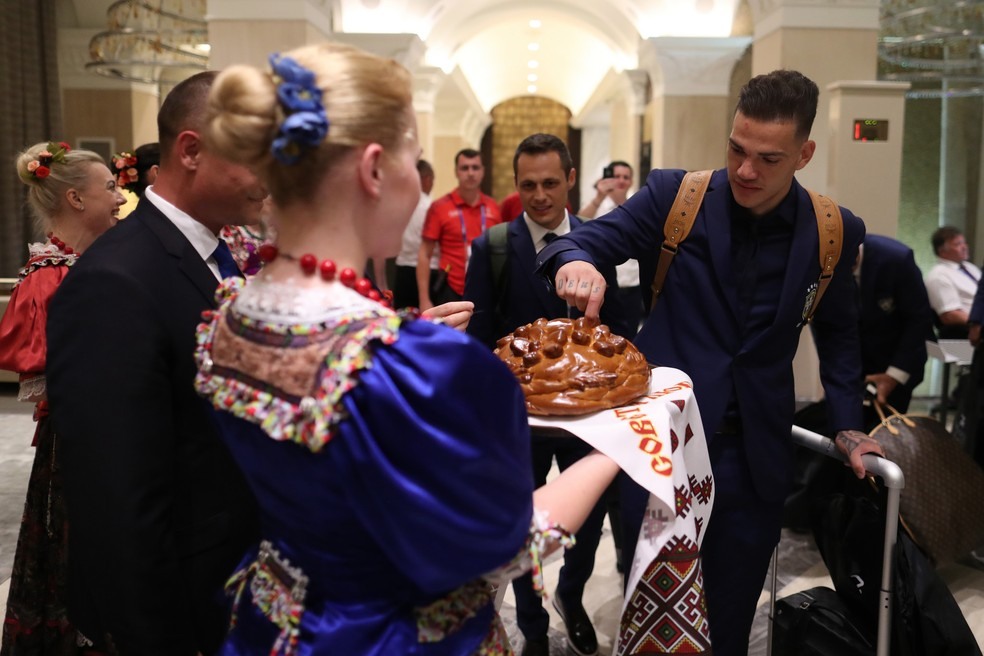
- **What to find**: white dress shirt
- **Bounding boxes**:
[144,186,224,281]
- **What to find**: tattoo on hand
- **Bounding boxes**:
[580,282,590,289]
[839,433,862,454]
[593,287,601,294]
[567,280,575,289]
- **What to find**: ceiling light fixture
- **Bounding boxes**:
[87,0,209,85]
[530,19,542,29]
[528,73,538,82]
[528,60,539,68]
[528,85,537,93]
[528,42,540,51]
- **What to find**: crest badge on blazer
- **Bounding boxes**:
[801,282,819,324]
[878,297,895,314]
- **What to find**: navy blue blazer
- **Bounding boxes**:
[47,200,258,654]
[858,234,933,407]
[465,215,632,349]
[971,268,984,325]
[537,168,865,502]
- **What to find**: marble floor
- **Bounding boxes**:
[1,385,982,654]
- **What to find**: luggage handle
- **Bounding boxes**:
[872,399,917,436]
[768,426,906,656]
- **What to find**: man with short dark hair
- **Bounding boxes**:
[925,225,981,337]
[466,133,629,656]
[537,69,884,655]
[417,148,500,309]
[47,71,262,654]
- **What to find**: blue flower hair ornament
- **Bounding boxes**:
[269,53,329,165]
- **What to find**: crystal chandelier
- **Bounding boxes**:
[879,0,984,98]
[87,0,209,85]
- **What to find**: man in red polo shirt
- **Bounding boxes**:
[417,148,501,310]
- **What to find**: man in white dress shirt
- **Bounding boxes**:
[925,225,981,338]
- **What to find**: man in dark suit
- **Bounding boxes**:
[537,71,884,655]
[857,234,934,415]
[465,134,629,656]
[46,71,261,655]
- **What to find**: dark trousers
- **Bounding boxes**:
[621,432,783,655]
[513,434,607,639]
[393,265,441,309]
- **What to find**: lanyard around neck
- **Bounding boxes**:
[457,204,486,244]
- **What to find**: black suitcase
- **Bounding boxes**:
[772,586,876,655]
[768,425,905,656]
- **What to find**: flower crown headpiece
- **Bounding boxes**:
[25,141,72,180]
[269,53,330,165]
[112,152,139,188]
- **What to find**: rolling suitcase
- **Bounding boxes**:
[768,425,905,656]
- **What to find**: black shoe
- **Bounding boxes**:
[551,597,598,656]
[521,635,550,656]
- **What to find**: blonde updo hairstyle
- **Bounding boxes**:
[205,43,413,203]
[15,143,107,233]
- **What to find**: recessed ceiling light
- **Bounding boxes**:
[530,19,541,29]
[528,42,539,51]
[528,60,539,69]
[528,85,537,93]
[528,73,538,82]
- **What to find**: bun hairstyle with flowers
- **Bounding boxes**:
[205,42,413,203]
[112,142,160,198]
[15,141,107,232]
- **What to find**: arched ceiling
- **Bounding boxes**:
[61,0,743,114]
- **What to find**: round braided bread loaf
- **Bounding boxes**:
[494,317,650,416]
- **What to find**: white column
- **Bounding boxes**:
[638,36,751,171]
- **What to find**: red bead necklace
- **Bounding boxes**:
[47,233,75,255]
[257,244,391,308]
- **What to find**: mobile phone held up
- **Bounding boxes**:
[602,165,614,179]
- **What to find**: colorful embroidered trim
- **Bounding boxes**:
[194,278,403,452]
[227,540,308,656]
[414,578,494,643]
[527,509,576,596]
[490,509,576,599]
[13,241,78,289]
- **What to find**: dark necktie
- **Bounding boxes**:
[959,262,979,283]
[211,240,243,279]
[543,232,558,244]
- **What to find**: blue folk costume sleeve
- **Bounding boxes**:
[333,319,534,594]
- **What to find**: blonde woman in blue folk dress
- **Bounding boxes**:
[194,43,620,655]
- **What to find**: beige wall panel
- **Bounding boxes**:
[647,97,665,169]
[432,136,467,198]
[130,89,160,149]
[63,89,133,156]
[609,97,639,178]
[658,96,730,172]
[208,20,315,70]
[415,110,434,169]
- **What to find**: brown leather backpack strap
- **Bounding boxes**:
[650,169,712,309]
[800,189,843,325]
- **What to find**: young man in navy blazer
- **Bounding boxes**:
[536,71,885,655]
[466,133,631,656]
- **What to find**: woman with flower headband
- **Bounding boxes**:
[112,142,159,219]
[0,141,124,655]
[195,43,620,655]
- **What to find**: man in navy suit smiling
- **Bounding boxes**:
[466,133,630,656]
[536,71,885,655]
